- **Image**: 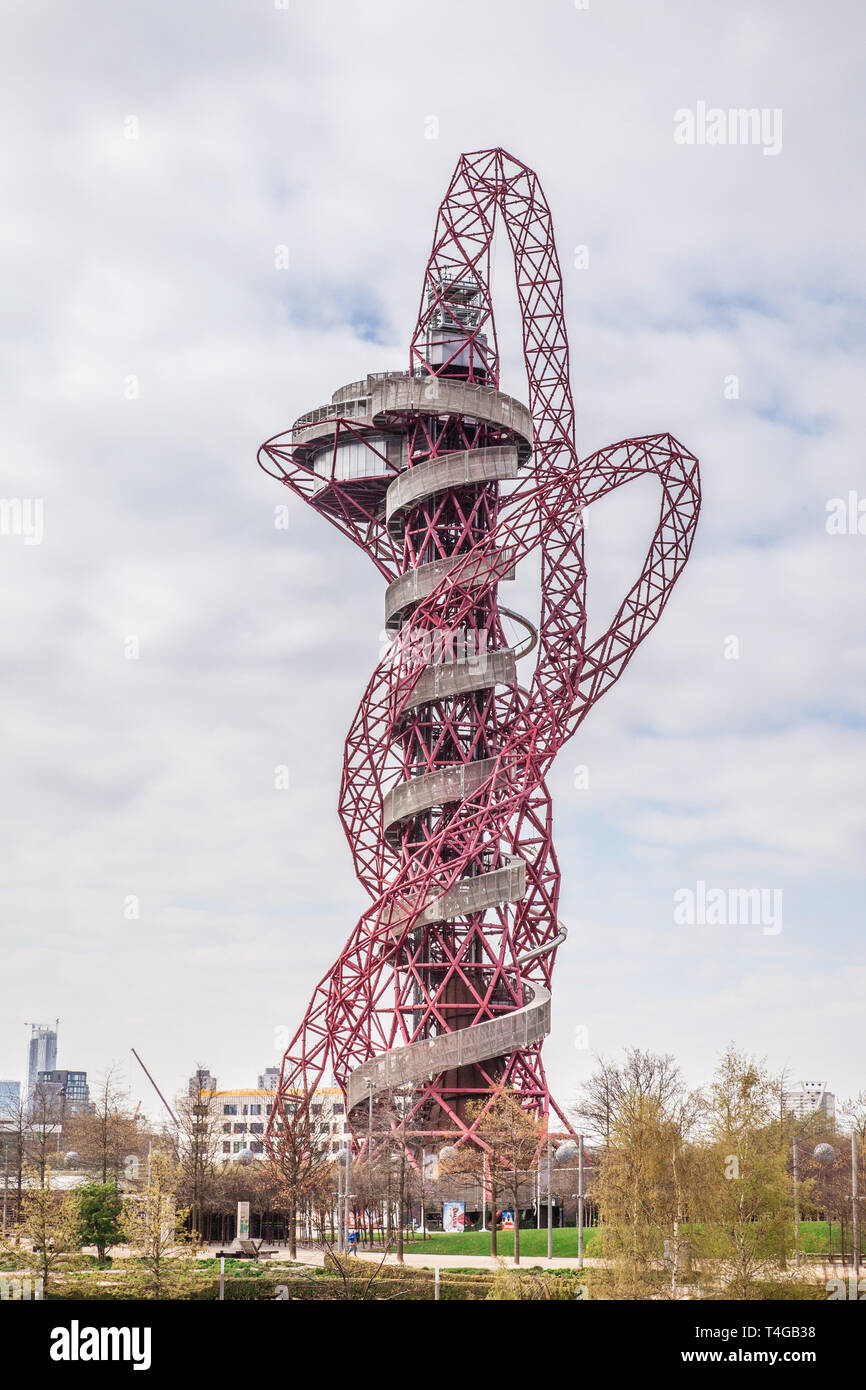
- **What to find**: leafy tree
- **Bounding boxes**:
[122,1150,190,1297]
[18,1164,81,1292]
[700,1045,791,1297]
[77,1182,124,1263]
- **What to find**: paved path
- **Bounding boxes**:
[203,1241,599,1271]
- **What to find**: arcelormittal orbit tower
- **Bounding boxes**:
[258,148,700,1149]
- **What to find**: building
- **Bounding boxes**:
[205,1082,350,1159]
[26,1023,57,1094]
[36,1069,91,1114]
[189,1067,217,1096]
[0,1081,20,1119]
[782,1082,836,1121]
[257,1067,280,1091]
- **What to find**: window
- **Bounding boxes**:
[333,1104,345,1116]
[222,1123,231,1134]
[223,1104,237,1116]
[250,1141,263,1154]
[233,1123,247,1134]
[222,1142,230,1154]
[250,1105,261,1116]
[250,1123,263,1134]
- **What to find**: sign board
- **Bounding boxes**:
[501,1211,515,1229]
[442,1200,465,1232]
[237,1201,250,1240]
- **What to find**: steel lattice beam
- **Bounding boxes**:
[257,148,700,1153]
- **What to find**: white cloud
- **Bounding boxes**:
[0,0,863,1110]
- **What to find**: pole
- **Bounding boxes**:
[536,1159,541,1229]
[219,1256,225,1301]
[480,1151,487,1232]
[852,1131,860,1278]
[367,1081,373,1157]
[434,1266,440,1301]
[546,1134,553,1260]
[578,1134,584,1269]
[792,1135,800,1268]
[344,1145,351,1255]
[337,1155,343,1253]
[2,1141,7,1235]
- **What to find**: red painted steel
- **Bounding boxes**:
[258,149,700,1150]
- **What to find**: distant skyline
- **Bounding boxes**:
[1,0,864,1119]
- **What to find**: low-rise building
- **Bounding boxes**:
[206,1084,351,1158]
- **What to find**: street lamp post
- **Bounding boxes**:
[577,1134,584,1269]
[344,1143,351,1254]
[852,1130,860,1279]
[792,1134,801,1268]
[546,1134,553,1261]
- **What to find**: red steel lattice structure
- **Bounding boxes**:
[258,148,700,1150]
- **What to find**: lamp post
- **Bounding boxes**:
[577,1134,584,1269]
[344,1143,351,1254]
[852,1130,860,1279]
[546,1134,553,1260]
[366,1078,374,1157]
[792,1134,800,1268]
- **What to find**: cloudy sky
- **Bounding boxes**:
[1,0,864,1120]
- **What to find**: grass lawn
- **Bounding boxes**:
[394,1227,604,1256]
[389,1220,835,1258]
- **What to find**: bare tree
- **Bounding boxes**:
[572,1048,684,1147]
[441,1088,539,1263]
[175,1066,223,1240]
[266,1097,333,1258]
[24,1082,65,1187]
[63,1066,141,1184]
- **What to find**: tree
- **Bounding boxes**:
[18,1164,81,1293]
[594,1078,705,1298]
[571,1048,684,1145]
[122,1149,189,1297]
[441,1089,540,1263]
[175,1066,222,1240]
[266,1096,333,1259]
[361,1085,423,1263]
[2,1093,28,1237]
[24,1081,65,1187]
[64,1066,142,1184]
[77,1182,124,1264]
[701,1045,791,1297]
